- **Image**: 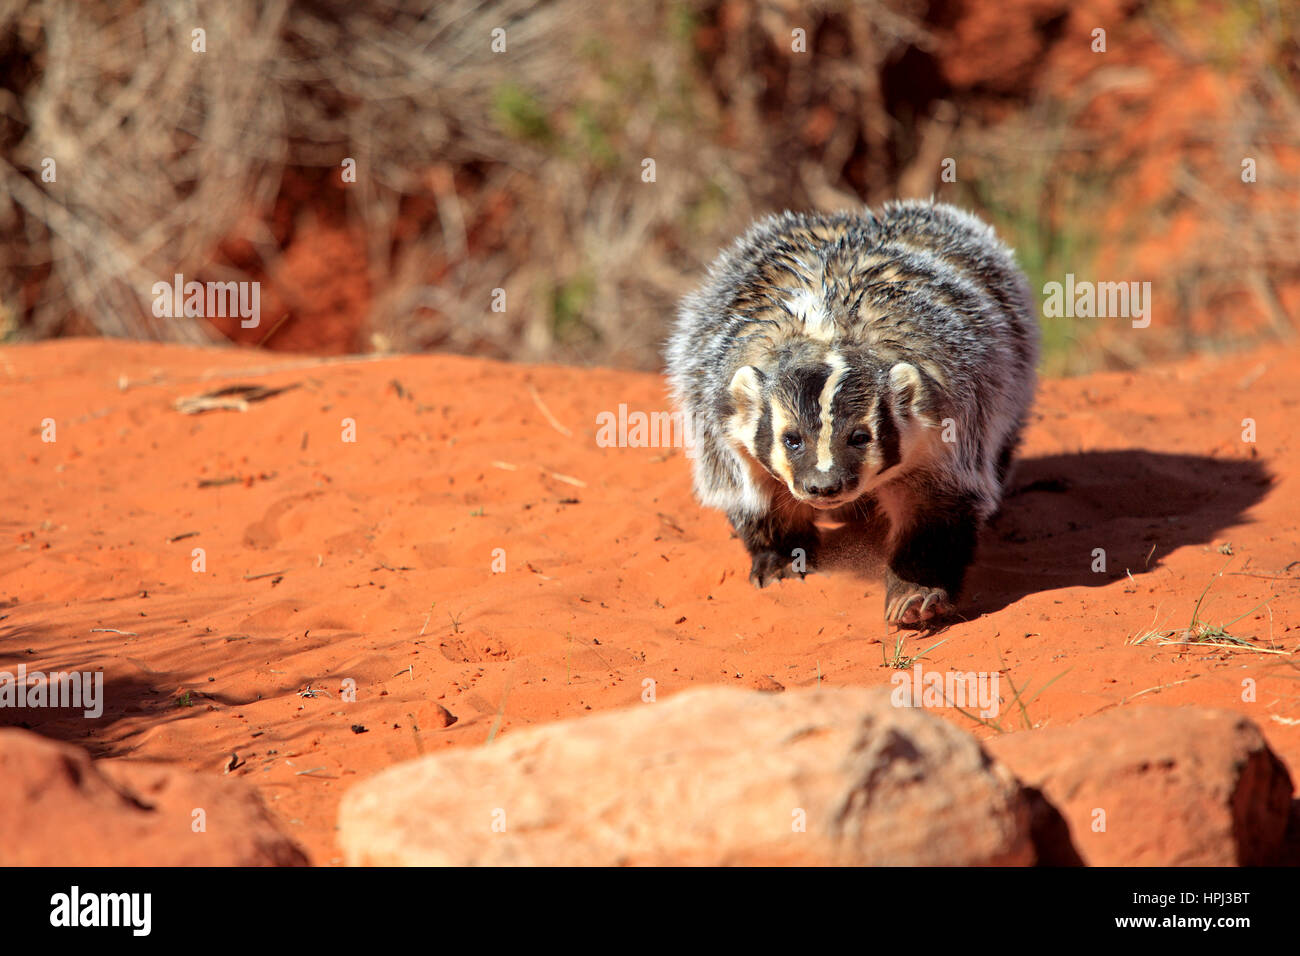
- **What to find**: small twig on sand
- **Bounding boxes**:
[1126,678,1194,702]
[408,713,425,755]
[528,384,572,437]
[544,469,586,488]
[243,569,287,581]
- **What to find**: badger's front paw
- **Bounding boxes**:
[884,571,951,625]
[748,549,807,588]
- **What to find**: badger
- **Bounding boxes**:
[666,199,1038,624]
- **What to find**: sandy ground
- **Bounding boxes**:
[2,338,1297,864]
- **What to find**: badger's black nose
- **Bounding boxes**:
[803,476,843,497]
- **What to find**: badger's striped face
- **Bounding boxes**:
[726,348,931,510]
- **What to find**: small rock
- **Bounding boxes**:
[413,701,457,729]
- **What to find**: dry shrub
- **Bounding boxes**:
[941,0,1300,374]
[0,0,936,365]
[0,0,1297,376]
[0,0,288,342]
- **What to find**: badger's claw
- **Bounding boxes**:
[884,574,951,625]
[748,550,807,588]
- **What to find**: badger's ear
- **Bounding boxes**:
[728,365,765,414]
[889,362,938,425]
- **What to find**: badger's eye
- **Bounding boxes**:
[848,429,872,448]
[782,432,803,451]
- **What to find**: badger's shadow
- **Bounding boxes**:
[816,450,1273,619]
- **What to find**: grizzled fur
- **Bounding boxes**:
[665,199,1038,624]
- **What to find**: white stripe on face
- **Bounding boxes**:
[815,351,848,472]
[768,398,796,489]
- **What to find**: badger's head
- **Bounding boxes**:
[724,342,941,510]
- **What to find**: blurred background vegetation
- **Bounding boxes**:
[0,0,1297,376]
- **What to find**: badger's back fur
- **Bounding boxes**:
[666,199,1038,624]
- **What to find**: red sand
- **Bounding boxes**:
[2,338,1297,864]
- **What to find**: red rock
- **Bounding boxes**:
[0,730,309,866]
[986,707,1293,865]
[339,686,1033,866]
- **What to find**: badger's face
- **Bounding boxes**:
[725,345,936,510]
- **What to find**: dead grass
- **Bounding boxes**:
[1128,560,1290,656]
